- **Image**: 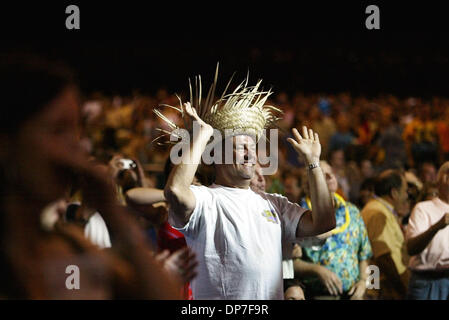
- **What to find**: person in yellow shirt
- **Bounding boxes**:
[361,170,410,299]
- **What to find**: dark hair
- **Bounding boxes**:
[360,177,376,192]
[374,170,404,197]
[0,52,76,134]
[284,278,305,291]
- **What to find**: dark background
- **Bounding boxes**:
[2,2,449,98]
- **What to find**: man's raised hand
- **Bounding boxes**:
[287,126,321,164]
[183,102,213,138]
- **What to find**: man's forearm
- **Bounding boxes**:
[165,129,211,193]
[125,188,165,206]
[359,259,369,281]
[164,125,212,222]
[307,160,336,234]
[407,220,444,256]
[293,257,321,278]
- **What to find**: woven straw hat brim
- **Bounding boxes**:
[204,107,266,140]
[152,64,282,146]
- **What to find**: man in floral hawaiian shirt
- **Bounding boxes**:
[293,161,373,299]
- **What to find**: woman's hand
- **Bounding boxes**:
[156,247,198,284]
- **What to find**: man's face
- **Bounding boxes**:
[330,150,345,169]
[321,162,339,194]
[421,163,437,184]
[361,160,374,178]
[284,176,301,203]
[218,135,257,181]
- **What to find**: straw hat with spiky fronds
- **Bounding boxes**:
[153,64,282,145]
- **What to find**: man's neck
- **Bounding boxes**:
[379,195,395,208]
[214,177,250,189]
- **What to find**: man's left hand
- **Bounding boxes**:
[287,126,321,164]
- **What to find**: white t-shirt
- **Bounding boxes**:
[170,184,307,300]
[406,197,449,271]
[85,212,112,249]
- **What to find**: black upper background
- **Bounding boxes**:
[2,1,449,98]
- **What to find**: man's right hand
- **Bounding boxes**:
[316,265,343,296]
[184,102,214,139]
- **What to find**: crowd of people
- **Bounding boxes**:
[77,87,449,197]
[1,53,448,300]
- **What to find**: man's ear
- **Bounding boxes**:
[391,188,399,200]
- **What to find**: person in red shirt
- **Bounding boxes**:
[125,158,200,299]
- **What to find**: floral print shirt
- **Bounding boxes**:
[299,195,373,294]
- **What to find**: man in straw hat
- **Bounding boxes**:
[150,66,335,299]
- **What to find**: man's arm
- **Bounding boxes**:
[359,259,369,282]
[407,212,449,256]
[375,253,408,298]
[288,126,335,237]
[164,103,214,226]
[348,259,368,300]
[125,188,165,206]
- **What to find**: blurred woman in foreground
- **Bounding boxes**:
[0,53,186,299]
